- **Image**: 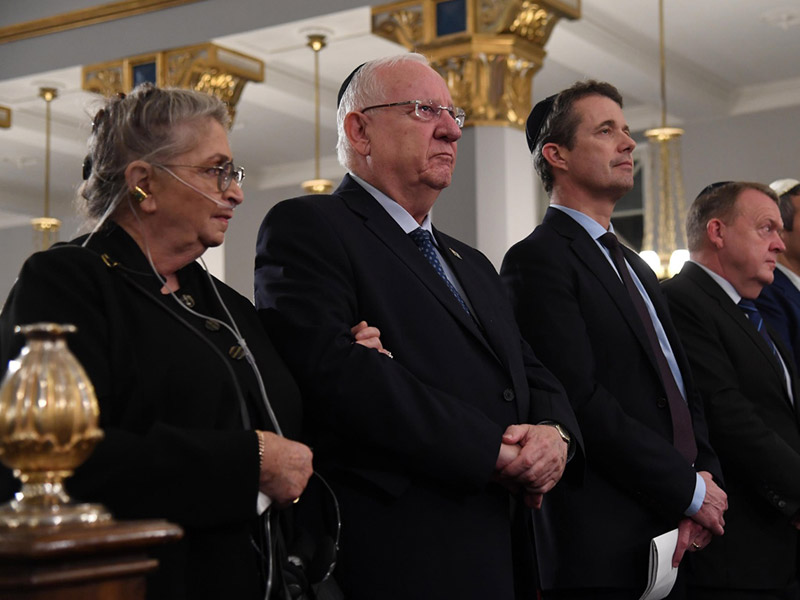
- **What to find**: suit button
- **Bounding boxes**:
[778,500,787,509]
[656,397,667,409]
[503,389,515,402]
[180,294,195,308]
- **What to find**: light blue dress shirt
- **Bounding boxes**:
[551,205,705,515]
[691,260,793,405]
[350,173,475,314]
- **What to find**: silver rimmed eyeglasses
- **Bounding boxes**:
[155,160,245,192]
[361,100,466,129]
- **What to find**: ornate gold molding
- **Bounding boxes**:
[0,0,201,45]
[0,105,10,128]
[82,43,264,121]
[372,0,580,129]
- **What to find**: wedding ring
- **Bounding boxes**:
[691,542,701,549]
[293,497,300,504]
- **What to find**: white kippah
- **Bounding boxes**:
[769,178,800,197]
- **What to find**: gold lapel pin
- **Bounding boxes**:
[449,247,462,260]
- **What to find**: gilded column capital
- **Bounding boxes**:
[372,0,580,129]
[82,43,263,123]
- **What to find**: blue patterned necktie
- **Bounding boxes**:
[408,227,471,316]
[738,298,779,358]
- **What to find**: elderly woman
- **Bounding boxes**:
[0,84,378,599]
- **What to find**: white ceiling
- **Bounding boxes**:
[2,0,800,230]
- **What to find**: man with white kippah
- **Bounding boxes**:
[756,178,800,373]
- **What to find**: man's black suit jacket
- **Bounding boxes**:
[254,175,581,600]
[501,207,721,592]
[757,266,800,375]
[663,261,800,591]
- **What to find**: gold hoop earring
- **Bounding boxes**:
[132,186,148,203]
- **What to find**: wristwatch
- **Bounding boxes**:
[544,422,571,446]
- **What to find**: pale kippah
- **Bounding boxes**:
[769,178,800,197]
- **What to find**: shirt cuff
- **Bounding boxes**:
[257,491,272,515]
[684,472,706,516]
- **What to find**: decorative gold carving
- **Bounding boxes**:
[82,43,264,123]
[373,8,425,49]
[372,0,580,129]
[0,0,201,45]
[188,69,242,120]
[433,51,540,128]
[82,62,124,98]
[0,105,10,129]
[480,0,506,29]
[478,0,556,42]
[509,3,557,44]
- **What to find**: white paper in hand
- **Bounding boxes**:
[639,528,679,600]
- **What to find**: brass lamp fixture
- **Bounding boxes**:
[0,104,10,128]
[301,34,334,195]
[641,0,689,279]
[372,0,581,129]
[31,87,62,251]
[82,42,264,122]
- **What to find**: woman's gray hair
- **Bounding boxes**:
[78,83,230,223]
[335,53,429,171]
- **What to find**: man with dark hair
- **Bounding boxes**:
[663,181,800,600]
[254,54,580,600]
[501,80,726,599]
[756,178,800,372]
[531,80,623,194]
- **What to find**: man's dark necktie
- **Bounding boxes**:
[599,232,698,464]
[409,227,471,316]
[738,298,779,359]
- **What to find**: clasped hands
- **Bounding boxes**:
[672,470,727,567]
[495,423,569,509]
[350,323,570,509]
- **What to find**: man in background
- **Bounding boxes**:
[663,181,800,599]
[756,178,800,372]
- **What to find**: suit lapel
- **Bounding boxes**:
[545,208,662,375]
[437,229,529,418]
[768,325,800,420]
[683,262,792,398]
[625,247,698,388]
[628,253,697,392]
[338,177,496,358]
[435,229,506,365]
[775,273,800,419]
[775,269,800,312]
